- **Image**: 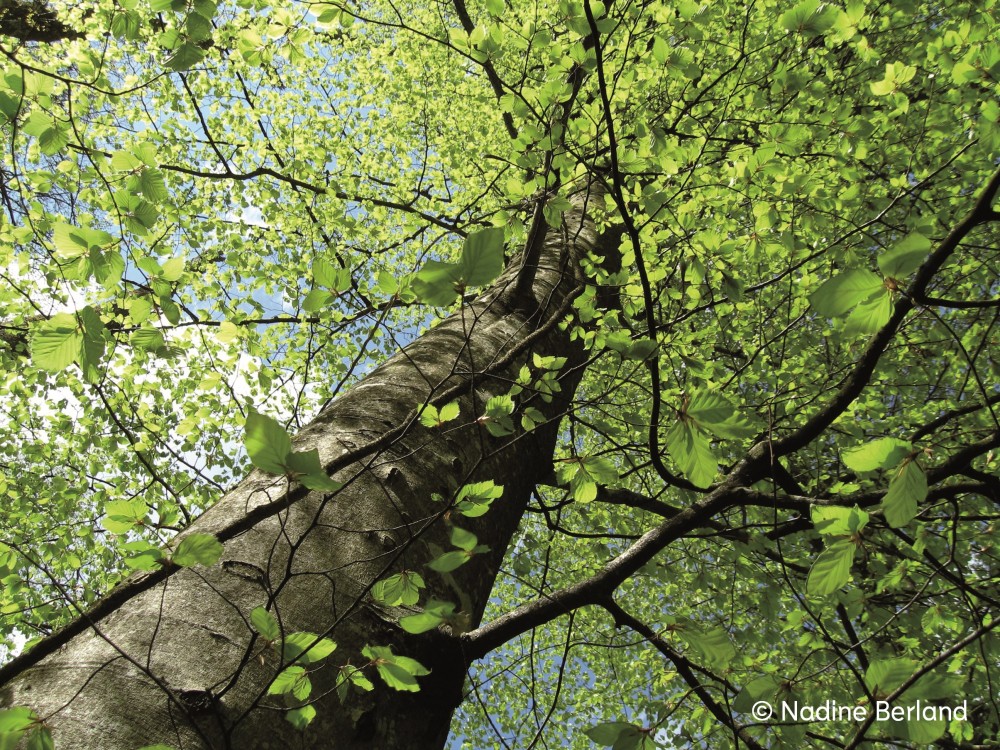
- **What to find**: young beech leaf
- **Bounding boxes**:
[362,645,430,692]
[882,460,927,528]
[26,727,54,750]
[284,449,342,491]
[281,632,336,664]
[585,722,648,748]
[172,533,223,567]
[809,269,884,317]
[450,526,478,551]
[733,675,781,713]
[267,665,311,699]
[251,606,281,641]
[438,401,460,422]
[879,232,931,278]
[666,420,717,488]
[412,259,463,306]
[245,409,292,474]
[102,499,147,534]
[399,600,457,634]
[285,704,316,730]
[122,541,166,570]
[427,550,472,573]
[453,481,503,517]
[686,390,754,439]
[842,437,913,472]
[302,289,334,312]
[811,505,869,536]
[806,540,856,595]
[371,571,425,606]
[459,227,504,286]
[681,625,736,668]
[843,290,892,333]
[31,312,83,373]
[0,707,37,740]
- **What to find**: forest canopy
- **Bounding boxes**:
[1,0,999,748]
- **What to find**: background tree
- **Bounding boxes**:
[0,0,998,748]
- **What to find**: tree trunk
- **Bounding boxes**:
[0,186,615,749]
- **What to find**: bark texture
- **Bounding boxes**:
[0,186,615,748]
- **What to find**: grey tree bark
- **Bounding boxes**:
[0,185,616,749]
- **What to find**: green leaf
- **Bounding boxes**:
[666,420,717,488]
[687,391,754,439]
[453,481,503,517]
[450,525,478,551]
[438,401,460,423]
[585,722,644,748]
[371,571,425,606]
[102,500,147,534]
[482,394,515,436]
[412,259,463,306]
[882,460,927,528]
[122,541,166,570]
[282,632,336,664]
[39,125,69,155]
[172,533,223,567]
[806,540,856,595]
[681,626,736,668]
[733,675,781,713]
[778,0,835,35]
[302,289,335,312]
[866,658,917,694]
[111,10,141,40]
[245,409,292,474]
[137,168,168,202]
[31,312,82,372]
[186,12,213,42]
[285,449,341,491]
[51,223,113,260]
[842,437,913,472]
[166,43,206,71]
[268,665,312,700]
[25,727,53,750]
[131,328,167,353]
[251,606,281,641]
[878,232,932,278]
[285,704,316,729]
[363,645,430,692]
[427,550,470,573]
[843,290,892,333]
[399,599,456,634]
[809,269,884,317]
[161,256,185,281]
[811,505,869,536]
[313,258,339,288]
[459,227,505,286]
[0,708,37,734]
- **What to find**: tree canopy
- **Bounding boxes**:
[1,0,999,747]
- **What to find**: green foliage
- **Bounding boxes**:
[371,571,425,607]
[2,0,999,746]
[361,645,430,692]
[251,607,281,641]
[412,227,505,305]
[280,632,337,665]
[585,722,659,750]
[244,410,340,490]
[171,533,223,567]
